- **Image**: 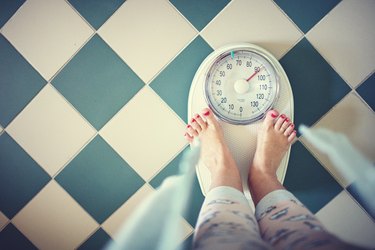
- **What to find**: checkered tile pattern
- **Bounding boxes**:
[1,0,374,249]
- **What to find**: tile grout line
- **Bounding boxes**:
[344,188,375,224]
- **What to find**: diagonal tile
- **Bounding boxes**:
[316,190,375,249]
[0,132,50,218]
[78,228,112,250]
[300,93,375,187]
[170,0,230,31]
[0,34,46,127]
[6,84,96,176]
[100,87,187,181]
[201,0,302,59]
[0,211,9,231]
[274,0,341,33]
[150,36,213,122]
[12,181,98,250]
[68,0,125,30]
[280,38,350,128]
[55,135,145,224]
[98,0,197,83]
[0,0,25,28]
[1,0,93,80]
[356,72,375,111]
[52,35,144,130]
[149,147,205,227]
[149,147,189,188]
[0,224,37,250]
[347,182,375,221]
[284,141,343,213]
[102,184,154,238]
[306,0,375,87]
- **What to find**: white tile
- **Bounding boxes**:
[0,211,8,231]
[201,0,303,59]
[102,184,154,238]
[316,190,375,249]
[12,181,98,250]
[6,84,96,176]
[100,86,187,181]
[98,0,197,83]
[301,93,375,187]
[102,184,193,246]
[306,0,375,88]
[1,0,93,80]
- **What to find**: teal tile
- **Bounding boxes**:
[284,142,343,213]
[78,228,112,250]
[52,35,144,130]
[0,34,46,126]
[149,146,189,188]
[150,36,213,122]
[68,0,125,29]
[0,133,50,218]
[55,135,145,224]
[274,0,341,33]
[280,38,350,129]
[149,147,204,226]
[356,73,375,111]
[170,0,230,31]
[0,0,25,28]
[0,224,37,250]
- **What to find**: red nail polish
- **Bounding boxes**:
[203,110,210,116]
[281,114,286,119]
[191,118,196,123]
[271,113,277,118]
[187,124,191,128]
[290,124,294,128]
[293,130,297,134]
[195,114,200,118]
[285,118,289,122]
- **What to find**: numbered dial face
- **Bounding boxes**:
[205,50,279,124]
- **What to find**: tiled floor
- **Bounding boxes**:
[0,0,374,249]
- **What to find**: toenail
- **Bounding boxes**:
[187,124,191,128]
[290,124,294,127]
[281,114,286,118]
[191,118,196,123]
[195,114,200,118]
[285,118,289,122]
[293,130,297,134]
[203,110,210,116]
[271,112,277,118]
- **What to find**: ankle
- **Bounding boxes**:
[249,165,277,182]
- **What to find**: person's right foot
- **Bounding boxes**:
[251,110,296,177]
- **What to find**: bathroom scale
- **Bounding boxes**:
[187,43,294,211]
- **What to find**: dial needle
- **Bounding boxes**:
[246,67,263,82]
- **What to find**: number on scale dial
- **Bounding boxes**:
[205,50,279,124]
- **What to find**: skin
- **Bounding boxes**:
[184,108,296,205]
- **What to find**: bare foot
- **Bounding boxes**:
[251,110,296,177]
[248,110,296,205]
[184,108,243,192]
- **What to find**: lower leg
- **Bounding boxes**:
[249,110,364,250]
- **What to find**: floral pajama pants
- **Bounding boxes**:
[193,186,360,250]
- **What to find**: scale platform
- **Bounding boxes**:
[187,44,294,211]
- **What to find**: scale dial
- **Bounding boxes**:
[205,46,280,125]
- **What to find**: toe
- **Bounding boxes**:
[284,123,295,136]
[274,114,286,130]
[201,108,217,127]
[280,117,291,132]
[186,124,198,137]
[264,109,279,127]
[184,132,193,143]
[190,117,202,132]
[195,114,207,130]
[288,130,297,142]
